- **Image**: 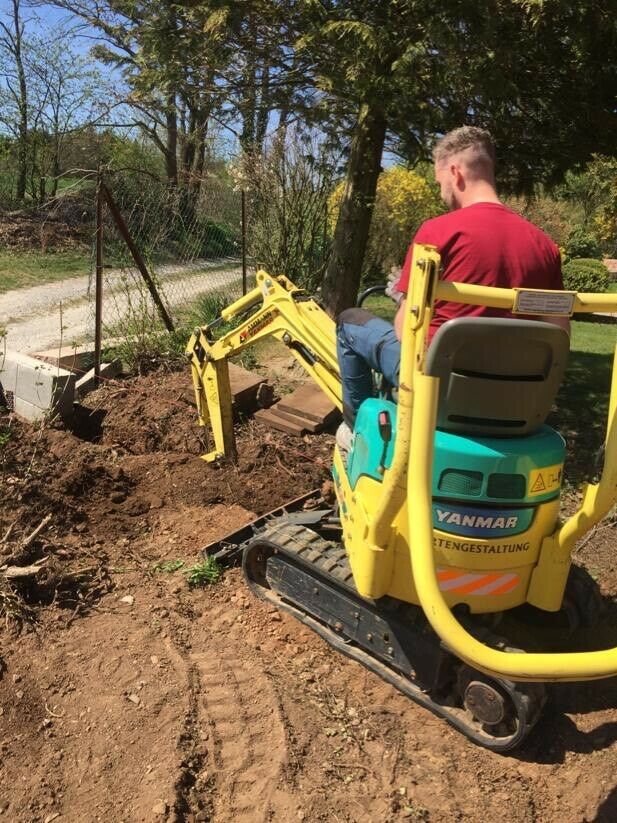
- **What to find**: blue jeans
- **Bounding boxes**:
[336,308,401,426]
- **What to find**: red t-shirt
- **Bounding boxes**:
[396,202,563,339]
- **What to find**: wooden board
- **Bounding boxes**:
[262,405,321,433]
[229,363,273,413]
[277,383,339,424]
[254,408,309,436]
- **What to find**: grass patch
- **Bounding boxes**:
[153,559,185,573]
[0,250,90,293]
[184,556,222,587]
[554,317,615,484]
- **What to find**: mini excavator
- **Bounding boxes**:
[186,244,617,751]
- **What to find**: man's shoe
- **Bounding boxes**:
[335,422,354,459]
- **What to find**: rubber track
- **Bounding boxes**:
[244,521,546,753]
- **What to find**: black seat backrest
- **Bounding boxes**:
[424,318,570,437]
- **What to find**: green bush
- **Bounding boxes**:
[565,228,602,260]
[562,258,610,293]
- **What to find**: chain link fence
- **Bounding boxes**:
[91,171,252,361]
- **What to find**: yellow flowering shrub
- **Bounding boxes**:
[328,165,443,282]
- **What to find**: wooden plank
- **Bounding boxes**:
[265,405,322,433]
[277,383,338,424]
[254,408,308,436]
[229,363,273,413]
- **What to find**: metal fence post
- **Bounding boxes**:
[101,182,175,333]
[94,172,104,387]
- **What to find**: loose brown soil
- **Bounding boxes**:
[0,195,92,253]
[0,366,616,823]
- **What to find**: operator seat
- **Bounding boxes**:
[424,318,570,437]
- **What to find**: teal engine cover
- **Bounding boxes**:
[345,398,566,539]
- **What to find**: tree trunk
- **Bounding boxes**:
[12,0,28,201]
[165,93,178,187]
[321,101,387,316]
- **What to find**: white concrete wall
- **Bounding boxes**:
[0,350,75,422]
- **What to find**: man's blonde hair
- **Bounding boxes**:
[433,126,496,175]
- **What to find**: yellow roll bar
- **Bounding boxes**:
[404,245,617,682]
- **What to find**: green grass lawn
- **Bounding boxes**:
[0,251,240,295]
[557,317,615,485]
[0,250,90,293]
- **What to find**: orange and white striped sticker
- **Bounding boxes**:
[437,568,519,596]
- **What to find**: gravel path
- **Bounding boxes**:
[0,259,243,353]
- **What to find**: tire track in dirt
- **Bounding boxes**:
[190,605,289,821]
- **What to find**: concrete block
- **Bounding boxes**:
[31,344,94,374]
[75,359,122,397]
[0,350,75,422]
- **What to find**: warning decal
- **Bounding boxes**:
[528,463,563,497]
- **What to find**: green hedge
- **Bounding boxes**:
[564,228,602,261]
[562,258,610,293]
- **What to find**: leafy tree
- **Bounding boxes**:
[298,0,617,314]
[0,0,30,199]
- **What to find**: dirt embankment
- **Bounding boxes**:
[0,365,616,823]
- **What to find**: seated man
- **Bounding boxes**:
[336,125,569,451]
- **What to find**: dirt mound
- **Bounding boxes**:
[0,197,91,252]
[1,364,616,822]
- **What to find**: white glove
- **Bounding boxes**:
[384,266,404,304]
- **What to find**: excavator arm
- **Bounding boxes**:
[185,271,341,461]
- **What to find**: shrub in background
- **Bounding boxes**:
[235,131,338,291]
[562,258,610,293]
[564,228,602,261]
[329,165,443,285]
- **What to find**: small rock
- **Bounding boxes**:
[15,690,24,701]
[42,718,53,728]
[269,612,282,623]
[110,491,126,504]
[74,523,87,534]
[150,656,159,666]
[12,674,21,684]
[152,801,168,816]
[126,693,140,705]
[120,595,135,606]
[0,707,4,716]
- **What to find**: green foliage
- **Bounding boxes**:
[557,156,617,256]
[184,556,222,587]
[565,228,602,261]
[240,132,336,290]
[0,428,11,446]
[153,559,185,573]
[562,259,610,294]
[329,165,443,283]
